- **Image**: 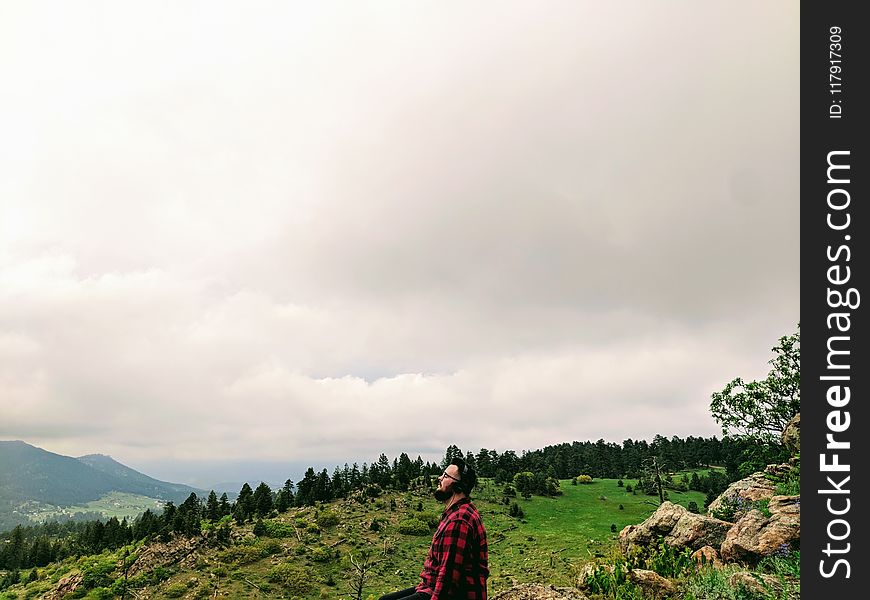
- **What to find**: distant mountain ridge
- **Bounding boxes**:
[0,440,203,528]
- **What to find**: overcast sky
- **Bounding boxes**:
[0,1,798,486]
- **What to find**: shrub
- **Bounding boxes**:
[217,545,264,565]
[398,518,430,536]
[259,539,283,556]
[575,475,593,484]
[311,545,333,562]
[625,484,633,493]
[617,479,624,487]
[305,522,321,534]
[610,524,617,533]
[267,564,312,596]
[163,583,187,598]
[419,512,441,529]
[261,520,297,538]
[618,504,624,510]
[316,511,340,529]
[508,502,525,519]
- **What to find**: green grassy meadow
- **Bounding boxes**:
[3,477,710,599]
[27,492,164,523]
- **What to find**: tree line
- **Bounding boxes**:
[0,432,785,575]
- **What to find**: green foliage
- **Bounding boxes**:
[259,519,296,538]
[710,495,772,522]
[397,518,430,536]
[216,544,265,565]
[508,502,525,519]
[773,456,800,496]
[316,510,340,529]
[710,326,800,443]
[79,556,116,591]
[266,563,312,595]
[683,566,760,600]
[575,475,593,484]
[310,545,334,562]
[163,582,188,598]
[687,501,700,514]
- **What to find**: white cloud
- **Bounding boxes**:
[0,1,798,478]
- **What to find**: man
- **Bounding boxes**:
[379,457,489,600]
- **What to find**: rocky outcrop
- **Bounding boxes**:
[491,584,589,599]
[619,501,732,552]
[44,572,83,600]
[720,495,800,563]
[627,569,677,596]
[706,472,776,517]
[128,534,205,576]
[781,413,800,454]
[691,545,722,568]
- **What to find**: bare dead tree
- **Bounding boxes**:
[346,551,379,600]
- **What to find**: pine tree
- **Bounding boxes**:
[206,490,220,520]
[235,483,254,523]
[252,482,274,517]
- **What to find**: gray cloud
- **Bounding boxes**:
[0,1,798,481]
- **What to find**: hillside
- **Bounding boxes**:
[0,477,709,599]
[77,454,202,500]
[0,441,202,529]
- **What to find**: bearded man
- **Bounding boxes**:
[379,457,489,600]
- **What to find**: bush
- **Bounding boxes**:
[575,475,593,484]
[163,583,187,598]
[419,512,441,529]
[316,511,340,529]
[398,518,430,536]
[310,546,333,562]
[217,545,265,565]
[260,520,297,538]
[267,564,312,596]
[687,501,700,514]
[508,502,525,519]
[625,484,633,493]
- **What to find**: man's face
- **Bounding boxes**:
[435,464,461,501]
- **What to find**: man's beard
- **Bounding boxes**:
[433,488,452,501]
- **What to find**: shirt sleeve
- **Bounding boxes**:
[431,518,472,600]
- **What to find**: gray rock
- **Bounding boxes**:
[781,413,800,454]
[720,496,800,564]
[619,501,732,553]
[707,472,776,518]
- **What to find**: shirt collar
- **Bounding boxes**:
[442,496,471,517]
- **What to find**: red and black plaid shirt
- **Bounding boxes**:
[416,497,488,600]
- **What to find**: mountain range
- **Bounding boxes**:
[0,440,203,530]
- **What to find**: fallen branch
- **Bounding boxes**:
[244,578,264,592]
[329,538,347,548]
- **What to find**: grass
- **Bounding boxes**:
[27,492,164,522]
[2,478,710,599]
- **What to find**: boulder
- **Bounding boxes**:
[707,472,776,518]
[781,413,800,454]
[619,501,732,553]
[128,534,205,576]
[691,545,722,568]
[491,583,589,599]
[44,572,83,600]
[720,496,800,563]
[627,569,677,596]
